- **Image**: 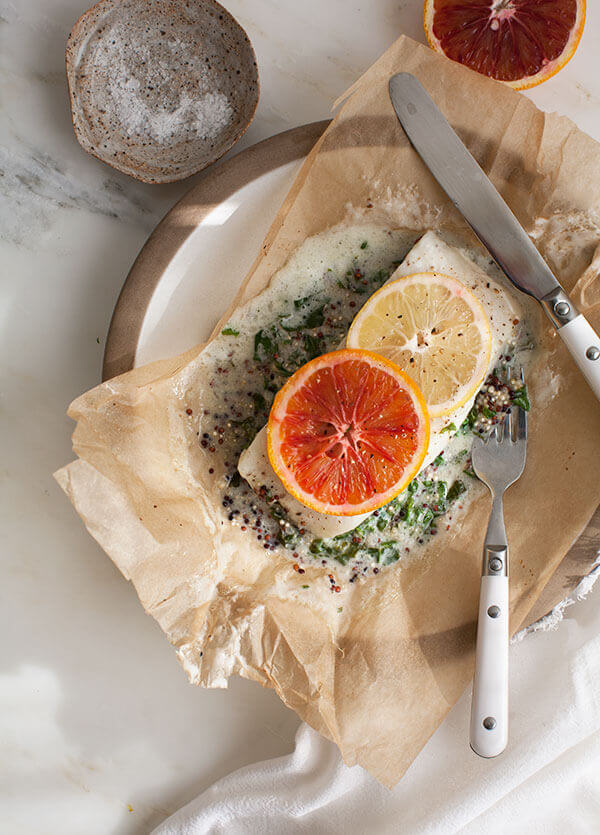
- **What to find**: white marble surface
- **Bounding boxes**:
[2,2,600,832]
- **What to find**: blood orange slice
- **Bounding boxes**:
[424,0,586,90]
[267,349,430,516]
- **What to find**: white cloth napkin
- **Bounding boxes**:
[154,567,600,834]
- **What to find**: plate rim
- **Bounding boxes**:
[102,120,330,381]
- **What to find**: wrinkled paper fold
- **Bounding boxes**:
[56,37,600,786]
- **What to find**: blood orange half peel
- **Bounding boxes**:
[424,0,586,91]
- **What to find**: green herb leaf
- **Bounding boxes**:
[254,329,276,362]
[278,315,296,332]
[302,584,309,589]
[269,501,287,520]
[273,360,293,377]
[482,406,496,419]
[228,471,241,489]
[379,542,400,564]
[418,507,434,529]
[447,480,466,503]
[263,376,279,393]
[440,422,456,434]
[360,240,368,249]
[278,529,300,547]
[221,326,239,336]
[303,333,322,360]
[511,386,530,411]
[252,392,267,413]
[230,417,258,449]
[466,406,478,430]
[398,496,415,526]
[304,306,325,328]
[373,268,390,285]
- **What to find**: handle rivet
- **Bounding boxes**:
[487,605,500,618]
[554,300,570,317]
[586,346,600,361]
[483,716,497,730]
[489,557,503,572]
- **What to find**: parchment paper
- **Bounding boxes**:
[56,36,600,786]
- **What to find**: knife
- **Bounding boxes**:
[389,72,600,402]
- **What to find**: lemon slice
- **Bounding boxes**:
[346,272,492,417]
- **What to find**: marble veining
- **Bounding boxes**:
[0,145,162,245]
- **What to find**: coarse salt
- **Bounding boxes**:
[89,22,233,145]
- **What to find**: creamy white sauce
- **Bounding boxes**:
[210,225,419,362]
[195,223,535,581]
[239,232,523,538]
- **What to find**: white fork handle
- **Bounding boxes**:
[470,575,509,758]
[558,315,600,402]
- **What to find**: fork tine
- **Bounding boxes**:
[517,400,527,441]
[515,366,527,441]
[503,409,512,442]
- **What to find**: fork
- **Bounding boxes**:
[469,368,527,758]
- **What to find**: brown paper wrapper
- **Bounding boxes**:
[56,36,600,786]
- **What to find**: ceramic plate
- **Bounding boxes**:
[103,121,599,627]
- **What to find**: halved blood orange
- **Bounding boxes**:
[267,349,430,516]
[424,0,586,90]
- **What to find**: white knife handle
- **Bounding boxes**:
[470,575,509,758]
[558,315,600,402]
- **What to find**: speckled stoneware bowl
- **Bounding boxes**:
[66,0,259,183]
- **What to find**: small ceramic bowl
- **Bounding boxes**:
[66,0,259,183]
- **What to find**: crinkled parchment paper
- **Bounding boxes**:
[56,37,600,786]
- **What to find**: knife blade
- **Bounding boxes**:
[389,72,600,402]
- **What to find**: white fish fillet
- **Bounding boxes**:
[238,231,520,538]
